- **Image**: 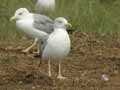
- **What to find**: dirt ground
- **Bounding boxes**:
[0,32,120,90]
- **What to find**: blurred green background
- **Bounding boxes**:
[0,0,120,39]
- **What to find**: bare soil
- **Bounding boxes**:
[0,32,120,90]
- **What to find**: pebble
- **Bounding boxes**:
[32,86,36,90]
[102,74,109,81]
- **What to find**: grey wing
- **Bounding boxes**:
[33,14,54,34]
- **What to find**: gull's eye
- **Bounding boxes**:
[57,20,63,24]
[18,12,23,15]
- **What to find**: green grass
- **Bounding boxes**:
[0,0,120,39]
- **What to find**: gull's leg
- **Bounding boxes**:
[34,41,42,58]
[37,43,40,54]
[48,59,52,77]
[22,38,38,53]
[57,60,66,80]
[34,40,41,54]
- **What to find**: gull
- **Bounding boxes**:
[10,8,54,53]
[35,0,55,13]
[41,17,71,79]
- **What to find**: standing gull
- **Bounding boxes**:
[41,17,71,79]
[10,8,54,53]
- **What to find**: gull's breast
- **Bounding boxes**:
[42,30,71,59]
[16,19,33,32]
[16,19,36,37]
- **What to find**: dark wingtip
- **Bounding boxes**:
[67,29,79,34]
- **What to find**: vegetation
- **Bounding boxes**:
[0,0,120,39]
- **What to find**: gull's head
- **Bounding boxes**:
[10,8,30,21]
[54,17,72,29]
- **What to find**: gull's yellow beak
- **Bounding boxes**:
[68,23,72,27]
[10,16,16,21]
[65,23,72,28]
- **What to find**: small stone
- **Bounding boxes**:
[102,74,109,81]
[32,86,36,90]
[19,81,23,84]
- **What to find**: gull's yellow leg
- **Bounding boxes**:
[22,38,38,53]
[37,43,40,54]
[57,60,66,80]
[48,59,52,77]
